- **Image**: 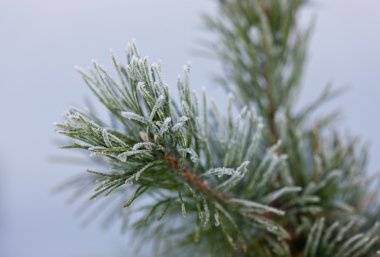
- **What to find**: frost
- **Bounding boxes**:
[135,162,155,181]
[64,110,80,121]
[178,147,198,163]
[132,142,156,151]
[108,133,127,147]
[208,161,249,179]
[181,101,192,117]
[137,82,154,101]
[121,112,148,125]
[158,117,171,137]
[229,198,285,216]
[102,129,113,148]
[263,187,302,203]
[171,116,189,132]
[204,167,239,178]
[149,94,165,121]
[117,150,151,162]
[203,199,210,227]
[124,162,154,184]
[136,81,145,91]
[215,162,250,190]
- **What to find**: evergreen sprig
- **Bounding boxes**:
[56,0,380,256]
[57,42,302,256]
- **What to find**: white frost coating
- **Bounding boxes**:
[108,133,127,147]
[257,155,288,188]
[136,81,145,90]
[63,111,86,130]
[235,161,250,177]
[263,187,302,203]
[215,161,250,191]
[149,94,165,121]
[158,117,172,137]
[121,111,148,125]
[117,150,150,162]
[88,146,107,151]
[128,59,145,81]
[125,162,155,184]
[204,167,239,178]
[102,129,113,148]
[132,142,156,151]
[64,110,80,121]
[89,152,108,157]
[178,147,198,163]
[171,116,189,132]
[305,170,342,194]
[253,215,280,232]
[229,198,285,216]
[137,82,152,98]
[91,127,101,135]
[135,162,154,181]
[181,101,192,117]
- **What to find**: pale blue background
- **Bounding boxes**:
[0,0,379,256]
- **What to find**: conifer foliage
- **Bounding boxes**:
[56,0,380,256]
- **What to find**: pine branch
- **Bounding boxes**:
[56,0,380,256]
[56,41,299,256]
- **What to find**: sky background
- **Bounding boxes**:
[1,0,380,256]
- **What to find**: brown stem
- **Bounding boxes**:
[164,154,228,201]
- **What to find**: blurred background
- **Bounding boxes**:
[0,0,379,256]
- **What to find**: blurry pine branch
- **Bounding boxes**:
[56,0,380,256]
